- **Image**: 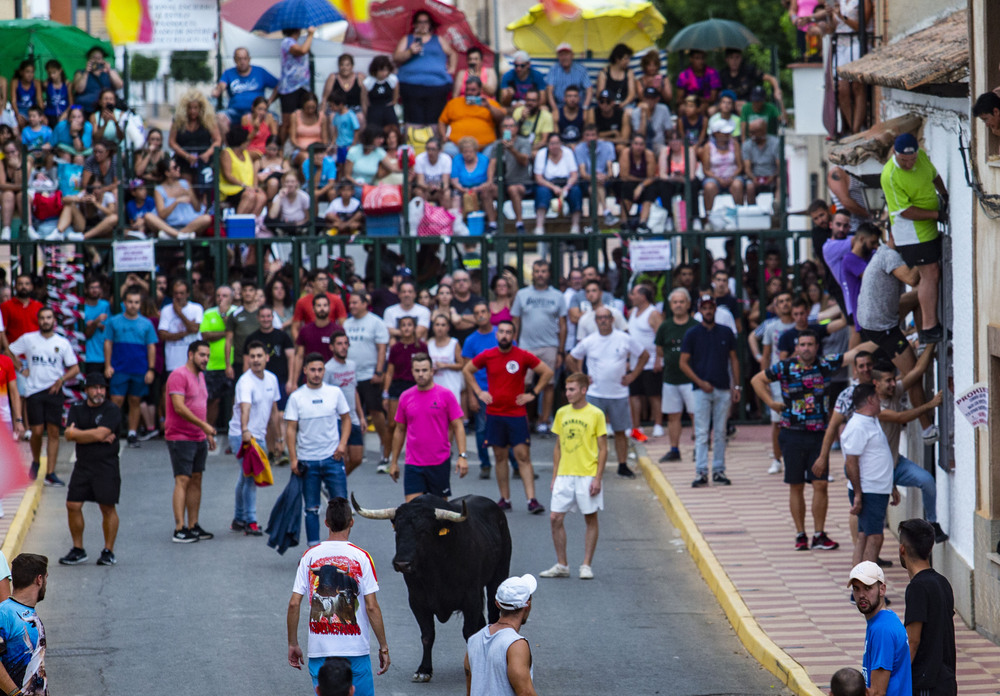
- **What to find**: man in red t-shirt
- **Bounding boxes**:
[290,270,347,340]
[464,320,553,514]
[1,274,44,350]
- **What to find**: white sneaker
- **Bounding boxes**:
[43,228,64,241]
[533,225,544,235]
[65,231,85,241]
[535,423,549,434]
[26,226,41,240]
[569,224,580,235]
[125,229,147,239]
[579,564,594,580]
[922,425,940,445]
[0,226,10,240]
[178,231,197,239]
[540,563,570,578]
[652,424,664,438]
[767,459,782,474]
[158,231,176,240]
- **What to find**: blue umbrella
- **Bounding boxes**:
[252,0,344,32]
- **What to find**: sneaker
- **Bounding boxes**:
[127,434,140,448]
[44,473,66,487]
[918,324,943,344]
[124,229,146,240]
[604,213,620,226]
[875,557,894,568]
[245,522,263,536]
[932,522,949,543]
[811,532,839,550]
[0,226,10,240]
[618,463,636,479]
[533,225,544,236]
[726,423,737,438]
[795,533,809,551]
[767,459,782,475]
[173,527,199,543]
[276,454,290,467]
[569,224,581,235]
[578,564,594,580]
[230,519,247,532]
[487,222,498,233]
[659,449,681,462]
[527,499,545,514]
[515,222,526,234]
[137,428,159,442]
[59,547,89,565]
[65,230,85,241]
[535,423,549,435]
[96,548,117,566]
[922,425,940,445]
[376,457,390,474]
[630,428,648,442]
[191,524,214,540]
[539,563,570,578]
[479,468,491,480]
[652,424,664,438]
[497,497,512,512]
[712,472,731,485]
[691,474,709,488]
[29,461,39,481]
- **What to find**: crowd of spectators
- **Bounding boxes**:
[0,15,790,242]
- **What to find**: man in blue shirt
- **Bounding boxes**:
[0,553,49,694]
[104,286,159,448]
[545,44,593,111]
[461,302,501,478]
[848,561,912,696]
[679,293,740,488]
[500,51,548,107]
[212,47,279,126]
[575,124,617,227]
[83,277,111,376]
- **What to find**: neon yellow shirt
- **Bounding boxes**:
[200,306,233,371]
[880,150,939,245]
[552,401,607,477]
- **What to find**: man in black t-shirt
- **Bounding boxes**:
[898,518,957,696]
[449,269,484,344]
[60,373,123,567]
[246,306,295,402]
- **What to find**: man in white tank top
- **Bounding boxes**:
[627,284,664,440]
[464,574,538,696]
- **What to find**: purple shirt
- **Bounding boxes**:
[677,67,721,99]
[388,341,428,384]
[841,250,869,330]
[295,321,342,364]
[822,237,853,285]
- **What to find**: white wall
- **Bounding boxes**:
[879,88,974,566]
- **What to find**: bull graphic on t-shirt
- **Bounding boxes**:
[310,564,361,628]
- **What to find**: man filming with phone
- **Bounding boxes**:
[74,46,123,117]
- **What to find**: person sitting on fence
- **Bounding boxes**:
[533,132,582,236]
[324,180,363,236]
[413,137,452,206]
[267,171,311,236]
[743,118,781,206]
[676,50,719,113]
[575,123,617,228]
[700,120,745,211]
[450,136,497,231]
[73,46,123,118]
[490,115,533,234]
[241,97,279,160]
[616,134,658,233]
[220,126,267,217]
[438,76,504,158]
[500,50,547,107]
[212,47,279,133]
[454,47,497,99]
[152,157,213,239]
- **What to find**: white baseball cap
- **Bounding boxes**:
[556,42,574,54]
[496,574,537,609]
[847,561,885,587]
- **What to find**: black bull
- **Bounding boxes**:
[351,493,512,683]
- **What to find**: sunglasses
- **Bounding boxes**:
[514,63,529,68]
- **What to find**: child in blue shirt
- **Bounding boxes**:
[329,94,360,165]
[20,107,52,152]
[125,179,156,237]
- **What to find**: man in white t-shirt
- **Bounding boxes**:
[575,279,627,342]
[227,340,280,536]
[287,351,351,547]
[382,280,431,342]
[566,307,648,479]
[343,292,391,468]
[10,307,80,485]
[324,181,363,236]
[158,279,204,373]
[287,497,390,694]
[323,334,366,474]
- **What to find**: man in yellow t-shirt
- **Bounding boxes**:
[540,373,608,581]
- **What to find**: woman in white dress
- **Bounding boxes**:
[428,314,463,405]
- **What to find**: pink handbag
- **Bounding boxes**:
[418,204,456,236]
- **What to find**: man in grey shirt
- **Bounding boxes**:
[511,259,567,433]
[575,123,618,227]
[744,118,781,205]
[630,86,672,154]
[491,115,534,234]
[343,291,392,468]
[856,244,937,443]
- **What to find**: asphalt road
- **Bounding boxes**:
[23,431,788,696]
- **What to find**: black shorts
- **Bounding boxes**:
[204,370,233,401]
[388,379,415,400]
[616,180,660,204]
[403,458,452,498]
[780,429,825,485]
[279,87,310,115]
[859,326,910,360]
[226,189,244,209]
[628,369,663,398]
[896,237,941,266]
[167,439,208,477]
[399,83,451,125]
[26,390,65,427]
[67,463,121,506]
[357,379,385,414]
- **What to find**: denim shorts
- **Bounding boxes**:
[848,489,890,536]
[110,371,148,398]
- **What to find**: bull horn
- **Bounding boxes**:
[351,493,396,520]
[434,501,468,523]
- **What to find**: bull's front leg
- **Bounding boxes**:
[409,597,436,682]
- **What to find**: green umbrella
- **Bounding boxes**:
[0,19,114,86]
[666,18,760,52]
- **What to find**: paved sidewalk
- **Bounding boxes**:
[640,424,1000,696]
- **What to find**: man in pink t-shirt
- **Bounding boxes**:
[164,340,217,544]
[390,352,467,501]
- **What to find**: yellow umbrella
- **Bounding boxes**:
[507,0,666,58]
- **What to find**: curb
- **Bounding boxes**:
[637,455,825,696]
[2,481,44,562]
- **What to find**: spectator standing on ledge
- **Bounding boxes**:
[880,134,949,344]
[847,561,912,696]
[394,10,458,129]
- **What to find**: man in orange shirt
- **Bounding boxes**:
[438,76,504,158]
[291,270,348,341]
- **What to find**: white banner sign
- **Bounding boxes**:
[135,0,217,51]
[112,241,156,273]
[630,240,673,273]
[955,382,989,430]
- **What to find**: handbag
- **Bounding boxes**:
[418,204,456,236]
[362,183,403,214]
